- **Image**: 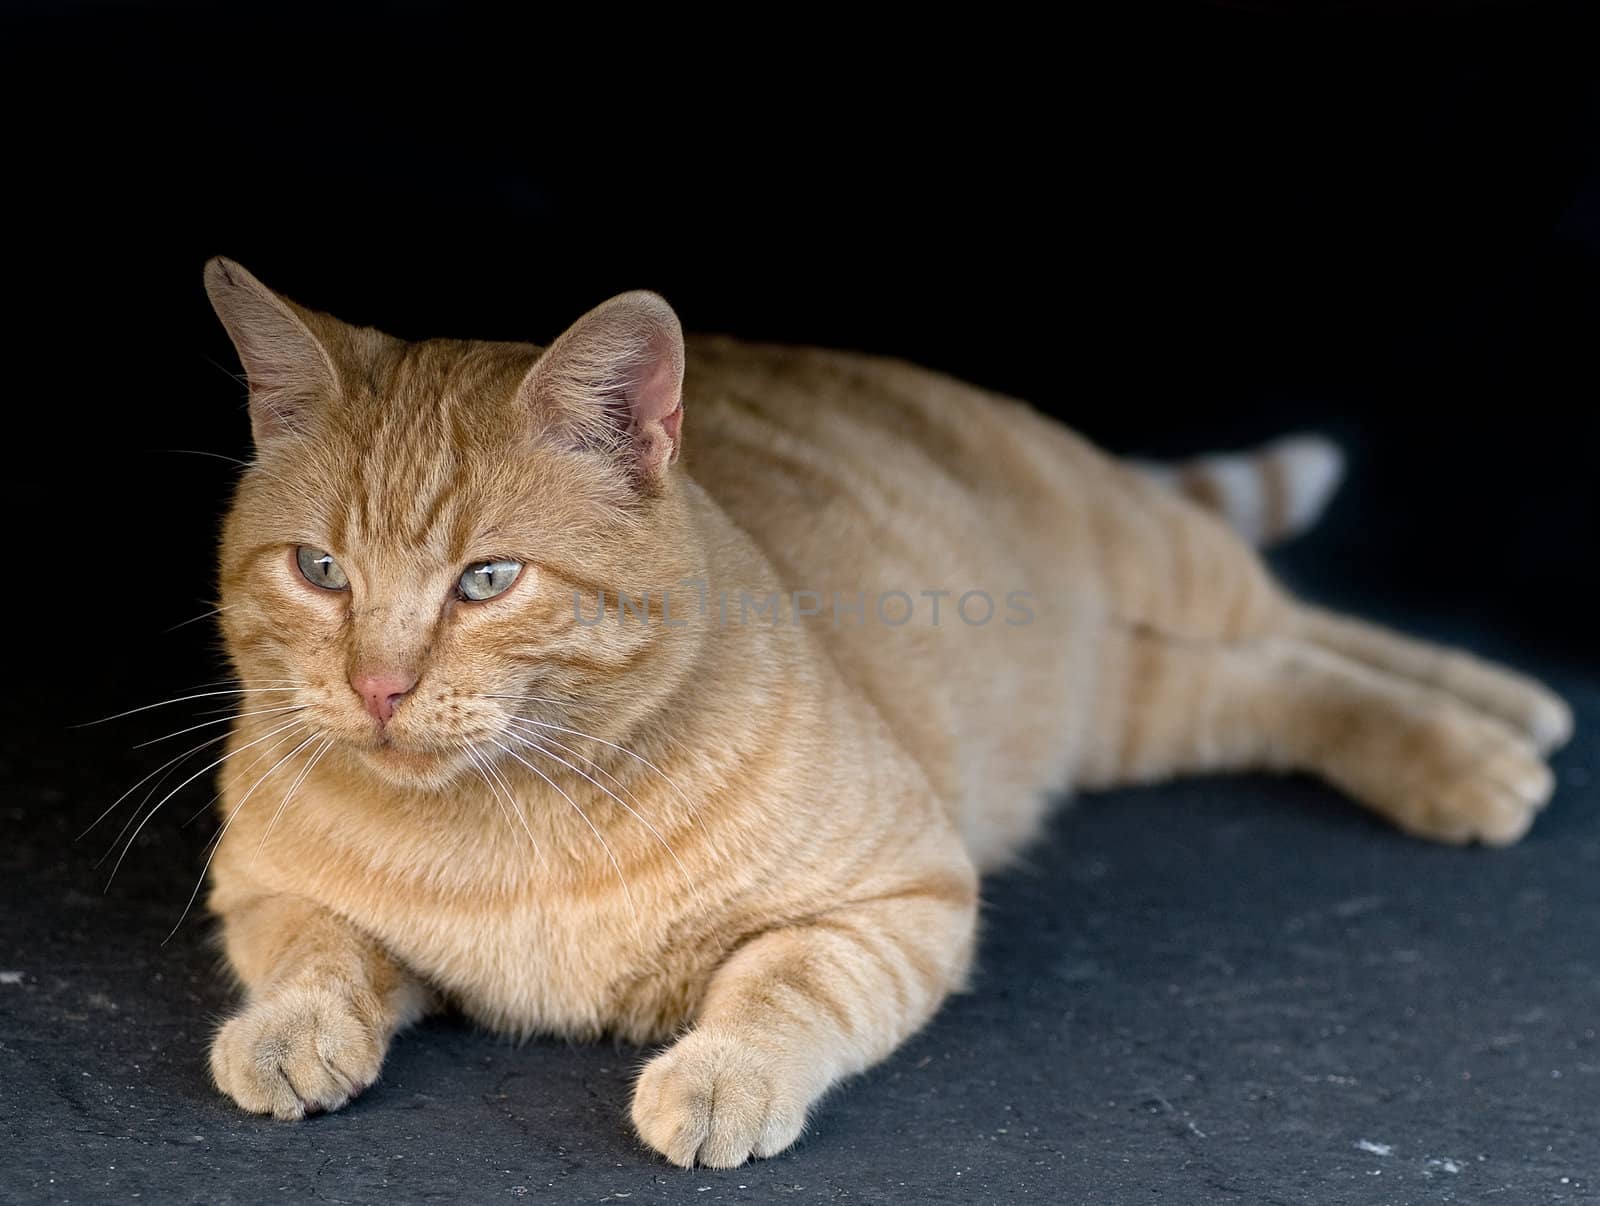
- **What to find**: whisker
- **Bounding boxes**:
[74,687,303,728]
[102,716,308,870]
[164,447,302,494]
[481,748,548,869]
[500,729,719,956]
[78,728,233,842]
[163,730,321,944]
[487,736,637,925]
[487,692,573,707]
[193,701,257,719]
[179,721,312,828]
[172,676,307,694]
[252,733,333,863]
[472,696,698,818]
[199,357,249,388]
[103,717,309,891]
[466,746,546,868]
[131,704,306,749]
[162,603,233,634]
[501,725,702,910]
[505,721,649,813]
[99,717,306,864]
[500,723,648,811]
[465,753,526,853]
[520,720,697,818]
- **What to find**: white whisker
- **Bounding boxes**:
[163,730,321,944]
[164,447,302,494]
[487,736,637,925]
[501,724,703,910]
[466,746,546,868]
[132,704,305,749]
[104,716,308,890]
[466,754,526,852]
[98,718,307,865]
[173,676,308,694]
[526,718,698,817]
[162,603,234,634]
[252,734,333,863]
[503,720,642,806]
[79,729,233,842]
[179,721,311,828]
[473,695,698,818]
[482,750,547,869]
[76,687,303,728]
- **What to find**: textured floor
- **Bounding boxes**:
[5,2,1598,1200]
[4,594,1597,1205]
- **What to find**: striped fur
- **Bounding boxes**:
[199,263,1572,1167]
[1134,433,1346,547]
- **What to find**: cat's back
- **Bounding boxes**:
[680,336,1117,864]
[682,335,1102,530]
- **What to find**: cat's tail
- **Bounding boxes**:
[1134,434,1345,548]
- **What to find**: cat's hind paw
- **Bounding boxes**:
[1390,720,1555,847]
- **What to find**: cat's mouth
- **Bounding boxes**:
[371,744,447,770]
[356,734,457,779]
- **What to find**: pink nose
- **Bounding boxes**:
[349,668,418,725]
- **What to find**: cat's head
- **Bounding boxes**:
[205,258,698,790]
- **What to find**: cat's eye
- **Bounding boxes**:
[296,546,349,591]
[457,559,522,601]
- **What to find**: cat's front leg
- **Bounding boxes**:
[632,862,978,1167]
[209,891,429,1120]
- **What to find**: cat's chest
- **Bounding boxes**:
[244,774,749,1042]
[316,855,706,1042]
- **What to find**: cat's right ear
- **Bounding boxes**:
[203,257,338,447]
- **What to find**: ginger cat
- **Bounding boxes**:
[200,258,1571,1167]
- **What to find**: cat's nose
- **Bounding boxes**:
[349,668,418,725]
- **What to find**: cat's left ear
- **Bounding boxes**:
[519,291,685,490]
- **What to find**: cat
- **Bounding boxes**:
[199,257,1571,1167]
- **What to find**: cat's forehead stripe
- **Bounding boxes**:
[337,342,509,561]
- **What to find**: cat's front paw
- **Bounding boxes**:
[632,1027,810,1168]
[210,983,386,1120]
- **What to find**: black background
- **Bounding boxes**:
[4,2,1597,703]
[6,6,1600,1202]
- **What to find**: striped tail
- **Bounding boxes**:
[1135,434,1345,548]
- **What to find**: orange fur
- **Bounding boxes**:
[200,259,1572,1167]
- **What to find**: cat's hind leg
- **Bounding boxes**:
[1291,606,1573,755]
[1082,623,1557,846]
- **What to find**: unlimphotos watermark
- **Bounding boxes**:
[572,580,1035,628]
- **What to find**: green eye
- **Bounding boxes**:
[296,546,349,591]
[458,559,522,601]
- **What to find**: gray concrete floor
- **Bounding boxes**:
[5,597,1596,1205]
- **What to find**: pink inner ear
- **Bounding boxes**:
[660,400,683,451]
[628,333,683,425]
[620,329,684,473]
[525,290,686,480]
